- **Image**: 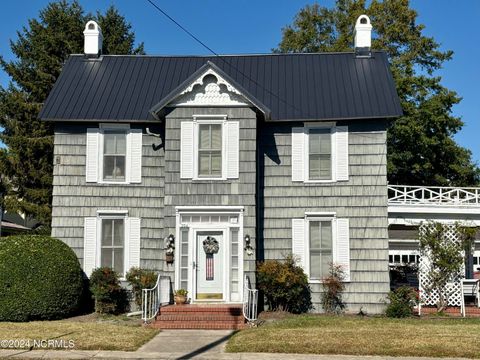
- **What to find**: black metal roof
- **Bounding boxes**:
[39,52,403,122]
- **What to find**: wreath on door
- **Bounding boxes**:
[203,236,219,254]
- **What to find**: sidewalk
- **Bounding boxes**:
[0,330,471,360]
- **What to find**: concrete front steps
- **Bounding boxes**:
[151,304,247,330]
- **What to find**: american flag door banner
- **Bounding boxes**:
[206,254,214,281]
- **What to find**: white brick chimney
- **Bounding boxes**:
[354,15,372,56]
[83,20,103,57]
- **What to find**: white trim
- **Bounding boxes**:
[389,205,480,215]
[174,206,244,304]
[176,206,245,212]
[96,209,129,215]
[193,114,228,119]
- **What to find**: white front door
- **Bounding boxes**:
[195,231,224,300]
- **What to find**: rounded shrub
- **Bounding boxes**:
[385,286,418,318]
[0,235,84,321]
[90,267,128,314]
[257,254,312,314]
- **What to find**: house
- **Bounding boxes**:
[39,16,406,315]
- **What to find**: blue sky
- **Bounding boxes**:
[0,0,478,163]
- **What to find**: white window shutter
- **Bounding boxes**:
[83,217,97,277]
[126,217,141,272]
[335,218,351,281]
[291,127,305,182]
[86,128,99,182]
[226,121,239,179]
[335,126,349,181]
[180,121,194,179]
[128,129,143,183]
[292,218,306,271]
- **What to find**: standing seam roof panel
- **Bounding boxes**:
[39,52,403,122]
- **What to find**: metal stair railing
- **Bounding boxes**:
[142,274,169,323]
[243,274,258,324]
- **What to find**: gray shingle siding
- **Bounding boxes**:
[162,107,258,281]
[259,119,390,313]
[51,122,165,272]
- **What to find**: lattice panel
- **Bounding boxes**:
[418,223,464,307]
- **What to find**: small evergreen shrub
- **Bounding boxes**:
[257,254,312,314]
[0,235,84,321]
[126,267,157,308]
[89,267,128,314]
[321,263,347,314]
[385,286,418,318]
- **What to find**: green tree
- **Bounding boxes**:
[276,0,480,186]
[0,1,144,226]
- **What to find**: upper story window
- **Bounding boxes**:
[180,115,239,181]
[103,130,127,182]
[85,125,142,184]
[198,123,222,178]
[308,128,332,181]
[292,124,349,183]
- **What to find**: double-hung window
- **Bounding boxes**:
[309,220,333,280]
[198,123,222,177]
[180,116,239,180]
[308,128,332,180]
[83,213,141,278]
[100,218,125,274]
[85,125,142,184]
[103,130,127,182]
[292,215,351,282]
[291,125,349,182]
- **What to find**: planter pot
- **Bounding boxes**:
[174,295,187,305]
[166,254,174,263]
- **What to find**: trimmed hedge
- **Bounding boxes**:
[0,235,84,321]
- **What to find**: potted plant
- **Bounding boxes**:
[174,289,188,305]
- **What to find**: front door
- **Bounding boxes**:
[196,231,224,300]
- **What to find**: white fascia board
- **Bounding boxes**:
[388,205,480,215]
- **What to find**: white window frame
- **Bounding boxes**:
[304,123,336,183]
[192,115,228,181]
[96,210,128,279]
[305,212,336,283]
[98,123,130,185]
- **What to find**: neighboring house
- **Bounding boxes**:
[39,17,406,314]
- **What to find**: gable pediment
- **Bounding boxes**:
[169,68,250,107]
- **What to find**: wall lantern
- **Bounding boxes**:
[165,234,175,263]
[244,234,254,256]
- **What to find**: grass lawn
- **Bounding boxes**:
[0,314,159,351]
[226,314,480,358]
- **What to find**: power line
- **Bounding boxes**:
[144,0,305,117]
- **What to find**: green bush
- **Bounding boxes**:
[90,267,128,314]
[126,267,157,308]
[0,235,84,321]
[257,254,312,314]
[385,286,418,318]
[321,263,347,314]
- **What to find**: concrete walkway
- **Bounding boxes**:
[0,330,471,360]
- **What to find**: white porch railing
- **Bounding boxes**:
[243,275,258,324]
[388,185,480,207]
[142,274,169,323]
